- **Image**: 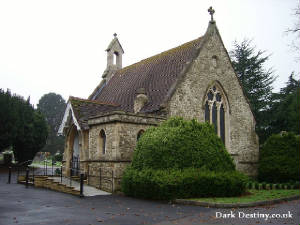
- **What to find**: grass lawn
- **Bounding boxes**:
[190,189,300,204]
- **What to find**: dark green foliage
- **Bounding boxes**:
[229,40,276,143]
[53,152,63,162]
[246,182,252,189]
[254,183,259,190]
[121,167,248,200]
[55,168,61,175]
[261,74,300,142]
[122,117,246,199]
[258,132,299,183]
[132,117,235,171]
[37,93,66,154]
[0,89,48,163]
[0,89,18,151]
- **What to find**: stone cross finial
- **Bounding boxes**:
[208,6,215,22]
[113,33,117,37]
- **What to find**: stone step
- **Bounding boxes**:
[18,181,34,186]
[17,175,83,196]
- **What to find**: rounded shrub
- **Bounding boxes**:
[121,117,247,200]
[258,132,299,183]
[132,117,235,171]
[122,167,248,200]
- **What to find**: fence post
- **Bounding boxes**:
[25,168,29,188]
[111,170,114,193]
[69,168,72,187]
[17,167,19,181]
[87,165,89,185]
[32,167,35,184]
[7,166,12,184]
[80,173,84,198]
[99,168,101,189]
[43,160,45,175]
[45,161,48,176]
[60,166,63,183]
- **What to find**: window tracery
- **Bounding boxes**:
[204,85,227,144]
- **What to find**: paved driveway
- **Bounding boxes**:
[0,171,299,225]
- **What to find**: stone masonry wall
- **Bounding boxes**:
[167,25,259,177]
[86,113,164,191]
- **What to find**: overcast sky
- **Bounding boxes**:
[0,0,299,106]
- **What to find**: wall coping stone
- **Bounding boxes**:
[83,160,132,163]
[88,111,166,126]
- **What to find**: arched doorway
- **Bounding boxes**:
[66,125,81,177]
[71,132,80,176]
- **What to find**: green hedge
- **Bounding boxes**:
[132,117,235,171]
[121,167,248,200]
[258,132,299,183]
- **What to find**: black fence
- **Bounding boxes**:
[5,161,85,197]
[4,160,114,195]
[86,166,114,193]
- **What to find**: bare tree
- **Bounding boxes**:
[286,3,300,53]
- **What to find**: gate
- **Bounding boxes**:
[71,155,80,176]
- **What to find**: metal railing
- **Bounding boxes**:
[5,161,85,197]
[5,160,115,196]
[86,165,114,193]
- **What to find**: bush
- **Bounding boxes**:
[122,117,246,200]
[53,152,63,162]
[258,132,299,183]
[132,117,235,171]
[121,167,248,200]
[55,168,61,175]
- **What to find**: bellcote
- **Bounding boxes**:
[102,33,124,81]
[106,33,124,69]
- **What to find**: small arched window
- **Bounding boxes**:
[204,84,227,144]
[137,130,145,141]
[99,130,106,155]
[113,52,118,65]
[212,55,218,68]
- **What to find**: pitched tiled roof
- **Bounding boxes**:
[69,96,119,129]
[91,37,203,113]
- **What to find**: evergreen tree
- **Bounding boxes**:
[0,89,17,151]
[37,93,66,154]
[12,97,48,163]
[265,73,300,139]
[230,39,276,141]
[0,89,48,162]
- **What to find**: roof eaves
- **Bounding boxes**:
[58,101,81,135]
[69,96,119,107]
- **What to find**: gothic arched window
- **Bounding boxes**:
[204,85,227,144]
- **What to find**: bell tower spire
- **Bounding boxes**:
[102,33,124,81]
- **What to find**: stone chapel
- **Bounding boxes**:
[58,8,259,192]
